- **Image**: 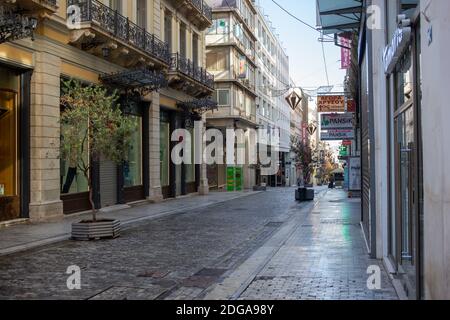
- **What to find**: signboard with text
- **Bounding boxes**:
[317,95,345,113]
[321,113,354,130]
[321,129,355,141]
[348,157,361,191]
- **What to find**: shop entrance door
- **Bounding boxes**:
[394,103,418,297]
[0,88,19,222]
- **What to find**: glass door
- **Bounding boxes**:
[393,45,419,298]
[0,67,20,222]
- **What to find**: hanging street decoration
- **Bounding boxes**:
[285,90,303,110]
[307,123,318,136]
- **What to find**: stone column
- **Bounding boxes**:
[198,114,209,195]
[29,52,63,221]
[147,91,163,202]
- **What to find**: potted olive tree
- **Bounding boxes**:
[60,80,135,240]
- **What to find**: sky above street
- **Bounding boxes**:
[255,0,346,91]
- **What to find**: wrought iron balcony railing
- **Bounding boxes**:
[67,0,170,65]
[170,53,214,90]
[190,0,212,22]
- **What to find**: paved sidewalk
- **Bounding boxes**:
[207,189,399,300]
[0,191,259,256]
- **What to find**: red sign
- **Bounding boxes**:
[347,99,356,113]
[343,140,353,146]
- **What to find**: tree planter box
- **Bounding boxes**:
[71,219,121,241]
[296,188,315,202]
[253,185,267,191]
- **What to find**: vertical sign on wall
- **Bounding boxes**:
[340,35,351,69]
[227,167,236,192]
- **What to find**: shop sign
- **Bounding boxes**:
[317,95,345,113]
[227,166,243,191]
[342,140,353,146]
[321,129,354,141]
[383,15,412,74]
[339,145,349,157]
[321,113,354,130]
[340,36,352,69]
[348,157,361,191]
[347,99,356,113]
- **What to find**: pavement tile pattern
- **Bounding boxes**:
[0,188,398,300]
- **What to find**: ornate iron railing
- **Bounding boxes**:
[170,53,214,89]
[188,0,212,22]
[202,2,212,21]
[67,0,170,65]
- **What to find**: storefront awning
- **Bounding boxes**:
[316,0,363,35]
[177,98,218,116]
[100,68,168,95]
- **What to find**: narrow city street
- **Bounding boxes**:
[0,188,397,300]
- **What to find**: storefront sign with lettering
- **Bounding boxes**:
[317,95,345,113]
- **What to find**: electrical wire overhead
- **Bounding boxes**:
[271,0,333,40]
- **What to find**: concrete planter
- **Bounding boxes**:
[296,188,315,202]
[71,219,121,241]
[253,185,267,191]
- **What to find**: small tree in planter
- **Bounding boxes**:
[60,80,135,240]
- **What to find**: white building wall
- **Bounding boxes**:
[370,0,389,261]
[420,0,450,300]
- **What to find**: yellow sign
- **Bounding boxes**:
[317,95,345,113]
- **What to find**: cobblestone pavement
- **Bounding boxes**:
[0,188,398,300]
[238,190,398,300]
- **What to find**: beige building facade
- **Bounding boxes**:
[0,0,214,222]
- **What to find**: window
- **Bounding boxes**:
[216,89,230,106]
[207,51,227,71]
[180,23,187,58]
[109,0,122,12]
[160,118,170,187]
[164,12,172,53]
[186,128,195,183]
[124,116,143,187]
[137,0,147,28]
[193,33,199,66]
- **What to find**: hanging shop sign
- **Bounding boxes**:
[321,129,354,141]
[342,140,353,146]
[346,99,356,113]
[321,113,354,130]
[383,15,412,74]
[348,157,361,191]
[317,95,345,113]
[340,36,352,69]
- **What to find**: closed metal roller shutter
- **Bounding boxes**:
[361,119,371,247]
[100,158,117,208]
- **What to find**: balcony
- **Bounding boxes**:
[168,53,214,97]
[67,0,170,69]
[166,0,212,30]
[12,0,59,14]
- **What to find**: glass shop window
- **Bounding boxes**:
[124,116,143,187]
